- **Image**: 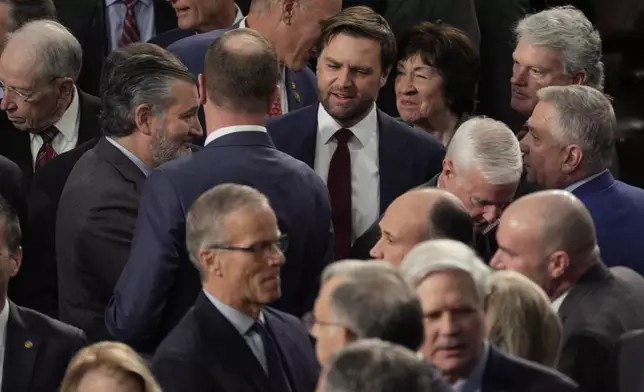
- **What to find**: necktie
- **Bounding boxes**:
[120,0,141,47]
[268,90,283,117]
[327,128,353,260]
[251,321,293,392]
[35,126,59,170]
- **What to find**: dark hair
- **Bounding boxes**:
[101,53,195,137]
[1,0,56,31]
[99,43,180,97]
[318,5,397,74]
[396,21,479,116]
[428,197,475,246]
[204,29,278,113]
[0,195,21,257]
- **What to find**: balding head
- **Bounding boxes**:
[370,188,473,266]
[202,28,278,114]
[491,190,597,298]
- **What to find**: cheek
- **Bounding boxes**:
[418,84,443,113]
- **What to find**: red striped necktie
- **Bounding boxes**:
[35,126,59,170]
[120,0,141,47]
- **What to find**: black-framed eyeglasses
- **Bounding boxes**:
[207,234,289,255]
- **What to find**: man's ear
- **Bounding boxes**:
[133,104,154,136]
[199,248,222,278]
[198,73,207,106]
[281,0,296,24]
[379,68,391,89]
[442,158,456,180]
[561,144,583,175]
[57,77,75,101]
[571,70,588,85]
[342,327,358,345]
[548,250,570,280]
[10,246,22,278]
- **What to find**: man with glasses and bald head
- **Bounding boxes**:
[152,183,319,392]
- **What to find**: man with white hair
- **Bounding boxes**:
[352,116,523,262]
[510,6,604,119]
[521,84,644,274]
[400,239,577,391]
[491,190,644,392]
[311,260,452,392]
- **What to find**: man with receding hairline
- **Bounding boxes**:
[369,188,473,266]
[492,190,644,392]
[107,28,332,352]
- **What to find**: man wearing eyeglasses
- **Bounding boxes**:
[0,20,101,187]
[106,28,332,353]
[152,183,320,392]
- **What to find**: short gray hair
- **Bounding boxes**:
[8,20,82,82]
[515,6,604,90]
[325,261,425,350]
[446,116,523,186]
[186,184,270,277]
[400,239,492,302]
[537,85,615,171]
[321,259,388,284]
[325,339,431,392]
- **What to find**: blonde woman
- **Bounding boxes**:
[60,341,161,392]
[486,270,563,367]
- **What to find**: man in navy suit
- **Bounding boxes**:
[266,6,445,260]
[168,0,342,116]
[521,84,644,275]
[152,184,319,392]
[106,28,333,353]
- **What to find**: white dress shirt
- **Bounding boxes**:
[564,169,608,193]
[0,299,10,389]
[551,290,571,312]
[238,18,289,114]
[315,104,380,240]
[29,86,80,169]
[204,125,267,146]
[105,0,156,51]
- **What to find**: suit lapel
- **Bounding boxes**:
[94,137,147,192]
[377,110,402,213]
[264,312,305,391]
[76,91,101,146]
[193,294,268,392]
[2,302,41,392]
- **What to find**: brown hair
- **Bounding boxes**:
[485,270,563,367]
[60,341,161,392]
[317,5,396,74]
[396,22,479,116]
[204,28,278,114]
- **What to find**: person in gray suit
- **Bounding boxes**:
[56,47,202,343]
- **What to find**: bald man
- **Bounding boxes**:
[369,188,473,265]
[491,190,644,392]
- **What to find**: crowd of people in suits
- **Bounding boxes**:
[0,0,643,391]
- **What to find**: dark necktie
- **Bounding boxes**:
[327,128,353,260]
[251,321,293,392]
[35,126,59,170]
[120,0,141,47]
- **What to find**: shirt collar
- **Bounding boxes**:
[0,299,10,348]
[451,341,490,392]
[204,125,267,146]
[105,137,152,177]
[564,169,608,193]
[233,5,244,25]
[551,289,571,312]
[203,289,264,335]
[317,103,378,147]
[106,0,151,7]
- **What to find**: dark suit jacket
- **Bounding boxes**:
[0,155,25,224]
[57,137,146,342]
[571,170,644,275]
[615,329,644,392]
[266,104,445,217]
[482,344,578,391]
[1,301,86,392]
[148,28,193,48]
[6,91,101,318]
[557,262,644,392]
[151,293,319,392]
[168,25,318,112]
[0,90,100,187]
[54,0,177,95]
[106,131,332,353]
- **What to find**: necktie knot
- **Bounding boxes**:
[124,0,137,8]
[40,126,59,144]
[334,128,353,145]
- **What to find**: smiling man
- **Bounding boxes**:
[510,6,603,119]
[267,6,445,260]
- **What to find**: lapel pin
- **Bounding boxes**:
[24,340,33,348]
[290,82,301,103]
